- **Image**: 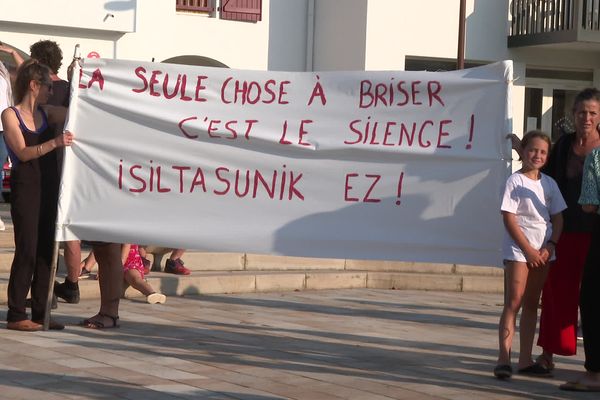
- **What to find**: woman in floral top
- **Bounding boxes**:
[565,148,600,391]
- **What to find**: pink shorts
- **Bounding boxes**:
[123,244,145,279]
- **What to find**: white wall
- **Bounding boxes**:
[116,0,271,70]
[312,0,368,71]
[3,1,600,81]
[267,0,512,72]
[0,0,272,79]
[268,0,309,71]
[364,0,509,70]
[465,0,510,61]
[0,0,135,32]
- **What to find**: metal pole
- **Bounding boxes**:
[457,0,466,70]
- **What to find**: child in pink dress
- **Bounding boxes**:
[123,244,166,304]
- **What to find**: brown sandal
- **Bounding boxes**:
[80,313,119,329]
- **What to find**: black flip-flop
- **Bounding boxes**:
[518,363,553,377]
[494,364,513,379]
[80,313,119,329]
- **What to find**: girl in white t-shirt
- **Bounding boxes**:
[494,130,567,379]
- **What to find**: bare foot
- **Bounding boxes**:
[576,371,600,387]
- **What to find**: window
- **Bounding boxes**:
[524,87,543,133]
[221,0,262,22]
[176,0,214,13]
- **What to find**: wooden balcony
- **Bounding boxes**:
[508,0,600,48]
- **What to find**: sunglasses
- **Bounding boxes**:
[38,80,53,90]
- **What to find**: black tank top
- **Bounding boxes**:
[7,106,50,167]
[8,107,60,192]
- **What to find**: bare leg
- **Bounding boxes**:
[81,243,122,328]
[81,251,97,273]
[518,263,549,369]
[124,269,155,296]
[170,248,185,260]
[138,246,147,258]
[64,240,82,282]
[497,261,528,366]
[537,349,555,370]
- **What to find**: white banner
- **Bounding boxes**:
[57,59,512,266]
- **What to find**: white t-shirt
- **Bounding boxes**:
[501,171,567,262]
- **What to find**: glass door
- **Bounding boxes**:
[550,89,578,141]
[524,87,543,132]
[524,78,590,142]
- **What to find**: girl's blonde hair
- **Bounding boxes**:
[519,130,551,161]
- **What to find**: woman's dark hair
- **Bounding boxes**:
[520,130,552,161]
[29,40,63,74]
[573,87,600,112]
[13,59,51,104]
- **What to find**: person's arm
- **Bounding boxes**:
[121,244,131,265]
[0,43,24,68]
[582,204,598,213]
[1,108,73,162]
[502,211,545,268]
[541,212,563,263]
[579,150,600,214]
[507,133,522,159]
[67,58,81,83]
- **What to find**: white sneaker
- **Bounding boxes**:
[0,217,5,231]
[146,293,166,304]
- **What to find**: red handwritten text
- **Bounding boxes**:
[79,68,105,90]
[118,160,304,201]
[343,116,474,149]
[132,67,208,102]
[178,117,259,140]
[279,119,313,146]
[344,173,382,203]
[359,79,444,108]
[220,77,290,105]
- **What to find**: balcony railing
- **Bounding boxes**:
[509,0,600,47]
[176,0,213,13]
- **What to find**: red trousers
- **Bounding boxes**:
[537,232,591,355]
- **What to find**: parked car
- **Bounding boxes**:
[2,158,10,203]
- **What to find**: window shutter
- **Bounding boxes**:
[176,0,214,13]
[220,0,262,22]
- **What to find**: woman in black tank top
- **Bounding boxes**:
[0,59,73,331]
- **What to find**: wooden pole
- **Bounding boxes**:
[43,241,60,330]
[43,45,82,330]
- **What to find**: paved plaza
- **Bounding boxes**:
[0,289,594,399]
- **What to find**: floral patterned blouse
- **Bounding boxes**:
[579,148,600,211]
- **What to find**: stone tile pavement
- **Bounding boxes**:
[0,289,594,399]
